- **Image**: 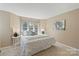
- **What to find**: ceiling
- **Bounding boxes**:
[0,3,79,19]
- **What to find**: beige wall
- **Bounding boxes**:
[39,20,48,34]
[0,11,11,47]
[10,13,20,35]
[46,9,79,49]
[0,11,20,48]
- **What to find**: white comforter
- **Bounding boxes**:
[20,35,56,56]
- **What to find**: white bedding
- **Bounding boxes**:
[20,35,56,56]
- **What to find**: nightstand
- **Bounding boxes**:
[12,36,20,45]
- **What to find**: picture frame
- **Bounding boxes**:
[55,20,66,30]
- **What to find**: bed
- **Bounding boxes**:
[20,35,56,56]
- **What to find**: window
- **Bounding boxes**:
[21,20,39,36]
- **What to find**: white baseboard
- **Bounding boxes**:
[55,42,79,52]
